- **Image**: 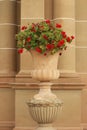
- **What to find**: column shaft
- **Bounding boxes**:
[0,0,17,78]
[53,0,76,77]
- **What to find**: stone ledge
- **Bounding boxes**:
[0,77,85,90]
[0,121,15,128]
[13,126,83,130]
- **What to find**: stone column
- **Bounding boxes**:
[16,0,53,81]
[53,0,76,77]
[75,0,87,129]
[0,0,17,81]
[44,0,53,19]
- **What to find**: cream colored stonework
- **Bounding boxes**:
[76,48,87,72]
[0,1,17,24]
[0,25,17,48]
[76,0,87,20]
[21,0,44,18]
[76,0,87,73]
[76,22,87,46]
[15,89,81,127]
[0,0,17,77]
[53,0,75,18]
[0,0,87,130]
[0,88,15,121]
[0,50,17,76]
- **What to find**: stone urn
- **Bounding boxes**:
[31,50,60,81]
[27,50,62,130]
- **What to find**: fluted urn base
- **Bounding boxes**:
[27,83,62,130]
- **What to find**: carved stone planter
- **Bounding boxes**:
[30,50,60,81]
[27,51,62,130]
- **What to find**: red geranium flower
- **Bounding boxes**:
[56,23,62,28]
[71,35,75,39]
[26,37,31,42]
[66,37,71,43]
[43,35,48,40]
[61,31,65,35]
[45,19,50,24]
[31,27,36,32]
[18,48,23,54]
[61,31,67,38]
[46,44,54,50]
[57,40,65,47]
[36,47,42,53]
[21,26,27,30]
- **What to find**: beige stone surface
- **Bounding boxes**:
[15,89,38,127]
[21,19,44,27]
[0,88,15,121]
[0,0,17,77]
[76,0,87,20]
[0,50,17,76]
[21,0,44,18]
[59,46,75,72]
[76,48,87,72]
[76,22,87,46]
[16,1,21,25]
[44,0,53,19]
[54,90,81,126]
[82,89,87,123]
[13,126,83,130]
[0,25,17,48]
[0,1,17,24]
[19,50,33,72]
[53,0,75,18]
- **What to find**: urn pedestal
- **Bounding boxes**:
[27,51,62,130]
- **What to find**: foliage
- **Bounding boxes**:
[16,19,74,55]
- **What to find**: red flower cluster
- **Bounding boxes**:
[26,37,31,42]
[21,26,27,30]
[57,40,65,47]
[43,35,48,40]
[31,27,36,32]
[61,31,67,38]
[18,48,23,54]
[16,19,75,55]
[45,19,50,24]
[46,44,54,50]
[66,37,71,42]
[36,47,42,53]
[71,36,74,39]
[56,23,62,28]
